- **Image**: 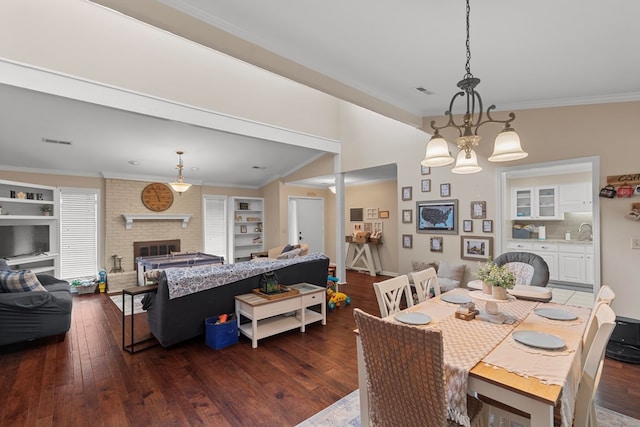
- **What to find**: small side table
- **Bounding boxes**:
[122,284,158,353]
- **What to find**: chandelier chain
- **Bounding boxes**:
[464,0,472,80]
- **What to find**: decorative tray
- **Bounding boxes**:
[252,285,300,300]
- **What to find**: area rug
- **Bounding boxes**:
[109,294,146,315]
[295,389,640,427]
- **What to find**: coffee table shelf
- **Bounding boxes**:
[235,283,326,348]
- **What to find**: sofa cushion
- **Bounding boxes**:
[411,260,438,273]
[0,270,48,292]
[435,261,465,291]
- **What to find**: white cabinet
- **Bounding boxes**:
[558,243,594,285]
[229,197,264,263]
[559,182,592,212]
[533,242,558,281]
[511,186,562,220]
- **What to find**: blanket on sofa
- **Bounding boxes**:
[164,252,329,299]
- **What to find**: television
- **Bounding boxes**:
[416,199,458,234]
[0,225,50,259]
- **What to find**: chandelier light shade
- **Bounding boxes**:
[451,149,482,174]
[422,0,527,174]
[421,131,454,167]
[168,151,192,194]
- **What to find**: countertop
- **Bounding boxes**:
[509,238,593,245]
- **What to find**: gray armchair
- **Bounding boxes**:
[493,251,550,287]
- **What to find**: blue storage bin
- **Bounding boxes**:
[205,316,238,350]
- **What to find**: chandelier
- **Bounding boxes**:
[421,0,527,174]
[168,151,192,194]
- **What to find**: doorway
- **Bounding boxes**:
[497,156,600,297]
[288,197,324,254]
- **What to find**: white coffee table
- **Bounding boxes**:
[235,283,326,348]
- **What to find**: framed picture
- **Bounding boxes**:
[421,179,431,192]
[402,209,412,224]
[440,183,451,197]
[379,210,390,219]
[373,221,383,233]
[416,199,458,234]
[350,208,363,222]
[463,220,473,232]
[402,186,412,201]
[471,201,487,219]
[239,202,249,210]
[402,234,413,249]
[366,207,379,219]
[430,236,443,252]
[363,222,372,233]
[421,165,431,175]
[460,236,493,261]
[354,223,364,233]
[483,219,493,233]
[240,225,247,233]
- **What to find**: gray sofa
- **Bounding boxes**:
[0,261,72,346]
[142,254,329,348]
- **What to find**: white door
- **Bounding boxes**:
[289,197,324,254]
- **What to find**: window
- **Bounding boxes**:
[59,188,99,280]
[204,196,228,260]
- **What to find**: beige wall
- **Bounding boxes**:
[2,0,639,318]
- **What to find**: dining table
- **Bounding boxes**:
[355,287,591,427]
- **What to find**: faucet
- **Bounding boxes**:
[578,223,593,241]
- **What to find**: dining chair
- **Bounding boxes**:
[582,285,616,364]
[373,275,413,317]
[493,251,550,287]
[574,302,616,427]
[412,267,441,302]
[353,308,483,427]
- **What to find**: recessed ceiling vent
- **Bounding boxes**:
[42,138,72,145]
[416,87,434,95]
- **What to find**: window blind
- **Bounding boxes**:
[204,196,228,261]
[60,188,98,280]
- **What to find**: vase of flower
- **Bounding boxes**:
[482,281,492,295]
[491,285,508,300]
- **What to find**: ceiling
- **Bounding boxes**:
[5,0,640,188]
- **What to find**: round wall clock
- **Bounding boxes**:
[141,183,174,212]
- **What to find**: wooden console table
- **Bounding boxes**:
[122,284,158,354]
[345,241,382,276]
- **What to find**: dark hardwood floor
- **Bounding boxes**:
[0,271,638,426]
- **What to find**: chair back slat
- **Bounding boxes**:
[412,267,441,302]
[373,275,413,317]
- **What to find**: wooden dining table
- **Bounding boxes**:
[356,287,591,427]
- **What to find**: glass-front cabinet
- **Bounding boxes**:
[511,186,561,220]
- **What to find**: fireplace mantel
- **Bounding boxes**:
[122,214,192,230]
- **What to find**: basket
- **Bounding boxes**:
[205,316,238,350]
[74,284,97,294]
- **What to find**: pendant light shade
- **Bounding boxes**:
[451,149,482,174]
[488,127,528,162]
[421,133,455,167]
[168,151,191,194]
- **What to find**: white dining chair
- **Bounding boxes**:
[582,285,616,364]
[353,308,483,427]
[412,267,441,302]
[574,302,616,427]
[373,275,413,317]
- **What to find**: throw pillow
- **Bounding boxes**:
[276,248,302,260]
[411,260,438,272]
[437,261,465,285]
[0,270,48,293]
[0,259,11,271]
[281,244,296,254]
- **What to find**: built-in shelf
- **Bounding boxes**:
[122,214,192,230]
